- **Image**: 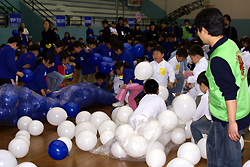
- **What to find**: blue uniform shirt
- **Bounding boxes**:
[75,48,96,75]
[116,49,135,69]
[86,28,94,39]
[93,81,106,89]
[93,44,115,60]
[20,34,27,46]
[123,68,143,85]
[16,52,39,72]
[46,51,62,73]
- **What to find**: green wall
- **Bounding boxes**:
[141,0,166,19]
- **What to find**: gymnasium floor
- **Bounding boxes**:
[1,69,250,167]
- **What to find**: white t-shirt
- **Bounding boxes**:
[241,51,250,75]
[168,56,181,75]
[129,94,167,128]
[150,60,175,87]
[193,90,211,121]
[110,27,117,35]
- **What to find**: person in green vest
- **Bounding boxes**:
[181,19,192,39]
[195,8,250,167]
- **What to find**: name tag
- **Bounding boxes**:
[80,57,84,61]
[44,72,47,76]
[153,34,156,36]
[159,68,166,75]
[174,64,180,71]
[109,52,111,56]
[121,31,124,36]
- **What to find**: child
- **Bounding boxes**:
[186,44,208,104]
[112,61,143,110]
[112,41,134,69]
[0,36,24,86]
[190,71,212,144]
[163,32,175,60]
[26,53,53,96]
[27,40,33,51]
[97,30,103,43]
[16,44,40,72]
[18,27,28,46]
[133,24,143,37]
[129,79,167,129]
[93,72,106,89]
[110,21,118,36]
[93,39,115,60]
[68,37,75,49]
[167,48,188,105]
[53,28,60,40]
[86,24,94,41]
[143,25,150,41]
[146,23,159,42]
[146,40,158,62]
[20,45,27,54]
[72,39,97,84]
[150,46,175,90]
[62,32,70,44]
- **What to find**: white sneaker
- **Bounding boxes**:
[112,101,124,107]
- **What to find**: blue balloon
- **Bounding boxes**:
[132,44,145,58]
[65,64,74,81]
[124,43,132,50]
[81,89,93,108]
[95,88,106,104]
[32,95,47,113]
[0,108,9,121]
[46,99,61,112]
[9,116,18,126]
[40,111,47,120]
[88,87,100,104]
[74,97,84,108]
[31,112,40,120]
[63,102,80,118]
[0,91,18,109]
[48,140,68,160]
[98,62,111,74]
[60,91,75,102]
[12,29,19,37]
[21,69,34,83]
[17,103,33,118]
[102,56,113,63]
[89,53,103,66]
[17,87,33,103]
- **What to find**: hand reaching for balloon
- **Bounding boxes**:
[85,49,89,54]
[167,82,173,89]
[63,64,67,70]
[47,89,51,94]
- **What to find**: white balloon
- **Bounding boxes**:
[98,120,117,134]
[0,149,17,167]
[89,111,110,129]
[167,157,194,167]
[168,105,174,111]
[240,136,244,150]
[158,85,169,101]
[8,139,29,158]
[17,162,37,167]
[177,142,201,165]
[58,137,72,152]
[111,142,127,158]
[124,135,148,158]
[115,124,134,141]
[197,137,207,159]
[57,121,75,139]
[171,128,186,145]
[146,141,165,153]
[134,62,153,80]
[161,132,172,146]
[76,130,97,151]
[15,130,30,140]
[185,120,192,139]
[75,122,97,137]
[17,116,32,131]
[116,106,133,124]
[191,137,195,143]
[15,135,30,146]
[100,130,115,145]
[173,94,196,122]
[115,118,121,125]
[146,149,166,167]
[142,119,162,141]
[157,110,178,133]
[243,160,250,167]
[46,107,67,126]
[75,111,91,124]
[111,107,121,121]
[27,120,44,136]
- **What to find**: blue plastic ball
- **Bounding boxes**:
[21,69,34,83]
[98,62,111,74]
[12,29,19,37]
[102,56,113,63]
[63,102,80,118]
[0,91,18,109]
[48,140,68,160]
[0,108,9,121]
[132,44,145,58]
[46,99,61,112]
[17,103,33,118]
[32,95,47,113]
[17,87,33,103]
[89,53,103,66]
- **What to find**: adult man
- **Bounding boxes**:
[224,14,238,41]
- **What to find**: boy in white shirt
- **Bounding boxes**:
[168,48,188,105]
[186,44,208,104]
[129,79,167,129]
[150,46,175,90]
[110,21,118,36]
[190,71,212,144]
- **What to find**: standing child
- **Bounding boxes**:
[62,32,70,44]
[18,27,28,46]
[86,24,94,41]
[110,21,118,36]
[93,71,106,89]
[112,61,143,110]
[53,28,60,40]
[26,53,53,96]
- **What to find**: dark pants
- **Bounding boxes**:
[0,78,12,87]
[191,119,212,144]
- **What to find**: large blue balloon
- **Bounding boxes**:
[0,108,9,121]
[98,62,111,74]
[46,99,61,112]
[124,43,132,50]
[32,95,47,113]
[48,140,68,160]
[63,102,80,118]
[60,91,75,102]
[21,69,34,83]
[0,91,18,109]
[89,53,103,66]
[102,56,113,63]
[95,88,106,104]
[12,29,19,37]
[132,44,145,58]
[17,87,33,103]
[74,97,84,108]
[81,89,93,108]
[17,103,33,118]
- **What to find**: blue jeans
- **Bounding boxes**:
[207,121,243,167]
[191,120,212,144]
[167,74,185,106]
[47,71,64,91]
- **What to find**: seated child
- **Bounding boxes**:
[26,53,54,96]
[190,71,212,144]
[129,79,167,129]
[93,72,106,89]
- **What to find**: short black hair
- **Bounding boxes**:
[224,14,231,23]
[144,79,159,94]
[29,44,40,52]
[70,36,75,40]
[180,39,191,50]
[95,71,106,80]
[18,27,24,32]
[7,36,21,47]
[195,8,224,36]
[138,36,145,43]
[53,28,58,31]
[72,41,82,48]
[123,19,128,23]
[176,48,188,58]
[99,30,103,33]
[168,32,176,39]
[111,41,125,51]
[123,34,133,43]
[197,71,209,87]
[102,20,108,24]
[44,53,54,64]
[87,24,91,26]
[79,38,83,40]
[146,40,158,48]
[118,17,123,21]
[189,44,204,57]
[153,46,165,54]
[88,38,97,45]
[59,51,70,61]
[113,61,129,70]
[184,19,190,23]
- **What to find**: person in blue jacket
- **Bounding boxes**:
[93,39,115,60]
[18,27,28,46]
[62,32,70,44]
[72,39,97,84]
[46,40,64,91]
[93,71,106,89]
[86,24,94,41]
[26,53,54,96]
[16,44,40,72]
[53,28,60,40]
[0,36,24,86]
[111,41,134,69]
